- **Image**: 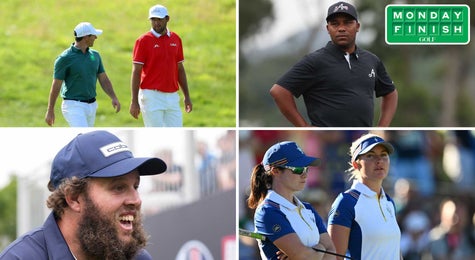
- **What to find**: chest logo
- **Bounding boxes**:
[154,44,159,48]
[386,204,394,218]
[368,69,375,78]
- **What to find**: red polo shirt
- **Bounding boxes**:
[133,31,184,92]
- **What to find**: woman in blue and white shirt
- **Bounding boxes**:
[328,133,402,260]
[247,141,336,260]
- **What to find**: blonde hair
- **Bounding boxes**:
[346,133,384,181]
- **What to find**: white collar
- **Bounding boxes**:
[265,190,304,210]
[351,180,386,198]
[150,28,170,38]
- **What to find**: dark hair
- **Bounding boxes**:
[46,177,88,218]
[247,164,273,209]
[74,30,84,42]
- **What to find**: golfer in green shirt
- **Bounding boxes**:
[45,22,120,127]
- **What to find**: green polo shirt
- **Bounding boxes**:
[53,44,105,100]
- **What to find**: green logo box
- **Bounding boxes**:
[385,4,470,45]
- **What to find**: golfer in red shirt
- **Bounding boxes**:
[130,4,192,127]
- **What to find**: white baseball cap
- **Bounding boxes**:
[149,4,168,19]
[74,22,103,37]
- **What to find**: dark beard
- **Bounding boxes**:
[77,195,148,260]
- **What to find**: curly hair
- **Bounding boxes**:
[46,177,88,218]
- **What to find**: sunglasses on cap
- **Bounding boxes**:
[278,166,309,175]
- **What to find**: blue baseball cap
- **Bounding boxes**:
[50,130,167,189]
[262,141,320,170]
[351,135,394,162]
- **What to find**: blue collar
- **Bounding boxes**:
[43,212,75,259]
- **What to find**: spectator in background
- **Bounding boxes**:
[217,131,236,191]
[400,210,431,260]
[443,131,475,194]
[393,178,421,215]
[317,131,361,196]
[197,141,218,196]
[251,131,289,164]
[386,131,435,197]
[429,198,475,260]
[151,149,183,191]
[301,189,331,226]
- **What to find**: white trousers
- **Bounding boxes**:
[139,89,183,127]
[61,100,97,127]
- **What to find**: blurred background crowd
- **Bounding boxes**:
[239,130,475,260]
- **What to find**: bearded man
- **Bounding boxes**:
[0,130,167,259]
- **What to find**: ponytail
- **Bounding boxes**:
[247,164,273,209]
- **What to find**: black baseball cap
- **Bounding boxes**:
[50,130,167,189]
[326,1,358,21]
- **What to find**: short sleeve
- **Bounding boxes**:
[328,193,357,228]
[133,37,148,64]
[275,54,319,98]
[176,35,184,63]
[53,55,67,80]
[254,203,295,242]
[374,59,395,97]
[96,52,105,74]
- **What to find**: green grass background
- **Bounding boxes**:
[0,0,236,126]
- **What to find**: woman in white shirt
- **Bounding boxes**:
[328,133,402,260]
[247,141,336,260]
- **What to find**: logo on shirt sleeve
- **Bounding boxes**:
[333,210,340,218]
[272,224,281,234]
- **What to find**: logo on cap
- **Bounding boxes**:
[334,3,349,12]
[100,142,130,157]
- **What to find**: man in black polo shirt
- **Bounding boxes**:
[270,1,398,127]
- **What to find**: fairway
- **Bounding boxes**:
[0,0,236,126]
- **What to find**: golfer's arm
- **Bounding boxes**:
[97,72,118,100]
[47,79,63,111]
[177,62,191,99]
[130,63,143,104]
[327,224,350,260]
[274,233,326,260]
[377,89,398,127]
[270,84,310,127]
[319,233,337,260]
